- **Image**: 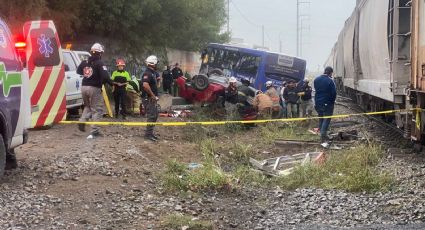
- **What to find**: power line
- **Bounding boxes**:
[230,0,262,28]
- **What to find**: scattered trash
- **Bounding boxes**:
[87,135,94,140]
[188,163,203,170]
[249,152,326,177]
[159,110,193,118]
[275,139,353,149]
[329,130,359,141]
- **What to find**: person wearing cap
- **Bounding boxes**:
[111,59,131,119]
[172,63,183,96]
[298,79,313,117]
[77,43,115,138]
[265,81,282,119]
[283,80,300,118]
[314,66,337,144]
[253,91,273,119]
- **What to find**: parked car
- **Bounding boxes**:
[62,50,90,113]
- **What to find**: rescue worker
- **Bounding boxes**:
[162,65,173,94]
[283,80,300,118]
[77,43,115,138]
[126,76,141,115]
[237,79,256,119]
[280,81,288,118]
[265,81,282,119]
[299,79,313,117]
[314,66,337,144]
[141,55,160,141]
[253,91,273,119]
[172,63,183,96]
[111,59,131,119]
[225,77,239,104]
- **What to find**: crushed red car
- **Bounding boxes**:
[175,74,258,121]
[175,74,227,105]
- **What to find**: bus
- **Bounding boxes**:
[200,43,307,91]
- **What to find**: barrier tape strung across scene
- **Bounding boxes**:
[59,108,423,127]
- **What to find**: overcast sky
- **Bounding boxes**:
[228,0,357,72]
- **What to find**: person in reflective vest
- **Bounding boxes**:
[111,59,131,119]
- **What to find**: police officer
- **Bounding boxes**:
[171,63,183,96]
[162,65,173,94]
[111,59,131,119]
[77,43,115,138]
[141,55,160,141]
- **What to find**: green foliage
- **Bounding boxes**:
[0,0,229,57]
[162,214,213,230]
[260,123,319,144]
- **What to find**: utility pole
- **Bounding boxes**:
[262,25,265,47]
[297,0,299,56]
[296,0,310,57]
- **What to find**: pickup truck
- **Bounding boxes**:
[63,50,90,113]
[1,18,66,175]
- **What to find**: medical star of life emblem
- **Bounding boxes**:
[37,34,54,58]
[83,66,93,78]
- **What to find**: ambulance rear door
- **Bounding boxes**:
[23,20,66,128]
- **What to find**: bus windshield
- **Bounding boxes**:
[200,43,307,90]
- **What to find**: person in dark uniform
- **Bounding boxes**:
[111,59,131,119]
[77,43,115,138]
[171,63,183,96]
[141,55,160,141]
[162,65,173,94]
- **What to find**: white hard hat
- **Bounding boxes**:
[266,81,273,87]
[229,77,237,83]
[90,43,104,53]
[146,55,159,66]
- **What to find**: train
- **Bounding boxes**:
[325,0,425,143]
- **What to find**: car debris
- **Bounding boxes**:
[249,152,325,177]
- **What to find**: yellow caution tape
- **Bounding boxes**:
[59,108,423,127]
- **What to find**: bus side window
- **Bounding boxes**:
[237,55,260,74]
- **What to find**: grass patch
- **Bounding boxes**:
[162,214,213,230]
[260,123,319,145]
[277,144,394,192]
[162,160,231,193]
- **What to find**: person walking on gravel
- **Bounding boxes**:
[77,43,115,139]
[314,66,337,144]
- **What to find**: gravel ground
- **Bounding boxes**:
[1,100,425,229]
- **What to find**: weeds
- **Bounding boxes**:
[162,160,231,193]
[162,214,213,230]
[260,123,319,145]
[277,144,394,192]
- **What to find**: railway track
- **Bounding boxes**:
[335,97,412,149]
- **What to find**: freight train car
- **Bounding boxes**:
[327,0,425,142]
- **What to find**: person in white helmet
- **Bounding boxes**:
[265,81,282,118]
[77,43,115,138]
[141,55,160,141]
[225,77,239,104]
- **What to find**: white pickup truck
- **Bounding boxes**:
[62,50,90,113]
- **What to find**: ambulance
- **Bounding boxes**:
[0,18,66,175]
